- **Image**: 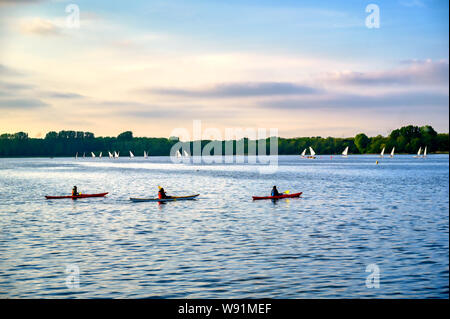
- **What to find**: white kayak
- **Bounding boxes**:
[130,194,199,202]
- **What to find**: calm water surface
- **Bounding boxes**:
[0,155,448,298]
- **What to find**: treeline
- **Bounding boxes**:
[279,125,448,155]
[0,125,448,157]
[0,131,177,157]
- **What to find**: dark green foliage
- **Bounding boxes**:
[0,133,14,139]
[45,131,58,139]
[0,125,448,157]
[117,131,133,141]
[13,132,28,140]
[354,133,370,153]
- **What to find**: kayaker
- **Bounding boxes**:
[72,186,79,196]
[158,187,171,199]
[271,186,281,197]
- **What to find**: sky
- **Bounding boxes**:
[0,0,448,138]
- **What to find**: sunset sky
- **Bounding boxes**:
[0,0,448,138]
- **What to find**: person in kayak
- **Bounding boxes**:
[72,186,79,196]
[158,187,172,199]
[271,186,281,197]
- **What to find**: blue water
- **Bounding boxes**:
[0,155,448,298]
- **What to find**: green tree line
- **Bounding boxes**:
[0,125,448,157]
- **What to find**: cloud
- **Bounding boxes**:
[94,100,148,107]
[115,108,190,119]
[328,60,449,86]
[399,0,425,7]
[260,91,449,110]
[0,0,44,5]
[19,18,62,36]
[0,64,23,76]
[0,98,48,109]
[44,92,85,99]
[85,100,238,120]
[0,73,34,97]
[114,107,239,120]
[0,80,34,91]
[143,82,320,98]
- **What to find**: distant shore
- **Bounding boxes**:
[1,153,448,159]
[1,125,448,157]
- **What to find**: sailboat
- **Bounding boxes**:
[83,152,85,158]
[144,151,148,159]
[413,147,422,158]
[423,146,427,158]
[307,147,316,159]
[176,150,182,158]
[75,152,78,159]
[300,148,307,158]
[380,147,385,158]
[99,152,102,158]
[183,150,190,157]
[114,151,119,158]
[129,151,134,158]
[342,146,349,157]
[108,151,113,158]
[91,152,96,158]
[389,147,395,158]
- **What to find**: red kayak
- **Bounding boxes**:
[252,192,302,200]
[45,192,108,200]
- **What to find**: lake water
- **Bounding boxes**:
[0,155,448,298]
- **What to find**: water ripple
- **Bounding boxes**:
[0,155,448,298]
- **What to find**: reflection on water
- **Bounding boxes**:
[0,155,448,298]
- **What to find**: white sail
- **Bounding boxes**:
[144,151,148,158]
[423,146,427,157]
[75,152,78,159]
[176,150,182,158]
[114,151,119,158]
[91,152,96,158]
[380,147,385,157]
[83,152,85,158]
[342,146,349,156]
[183,150,190,157]
[129,151,134,158]
[309,147,316,156]
[301,149,306,157]
[108,151,113,158]
[99,152,102,158]
[413,147,422,158]
[390,147,395,157]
